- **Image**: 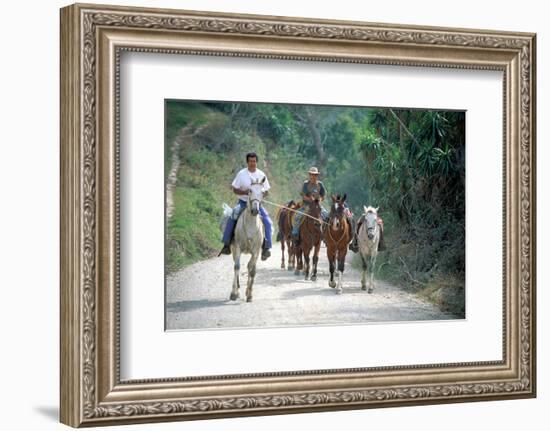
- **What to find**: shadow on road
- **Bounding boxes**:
[257,267,329,283]
[281,286,336,299]
[167,298,238,312]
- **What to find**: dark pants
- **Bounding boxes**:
[222,200,273,248]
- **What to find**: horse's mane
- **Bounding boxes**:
[276,200,298,222]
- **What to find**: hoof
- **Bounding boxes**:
[336,288,343,295]
[281,264,285,269]
[246,296,253,303]
[368,288,374,294]
[311,275,317,282]
[294,269,300,276]
[361,285,367,291]
[329,281,336,288]
[229,292,239,301]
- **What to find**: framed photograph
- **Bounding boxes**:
[60,3,536,427]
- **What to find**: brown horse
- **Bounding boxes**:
[297,199,323,281]
[277,200,299,270]
[324,194,351,294]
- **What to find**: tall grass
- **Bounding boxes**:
[165,103,305,273]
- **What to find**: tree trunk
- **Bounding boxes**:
[303,107,327,170]
[289,106,327,171]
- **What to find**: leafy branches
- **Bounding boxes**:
[360,108,465,275]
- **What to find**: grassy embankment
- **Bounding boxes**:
[351,211,465,317]
[165,102,307,273]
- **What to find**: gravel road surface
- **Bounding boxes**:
[166,244,458,330]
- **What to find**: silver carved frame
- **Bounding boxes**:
[60,3,536,427]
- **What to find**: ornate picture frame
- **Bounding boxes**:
[60,3,536,427]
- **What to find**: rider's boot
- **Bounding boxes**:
[261,238,271,261]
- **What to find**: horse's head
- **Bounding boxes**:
[363,205,379,240]
[329,194,347,229]
[248,176,266,216]
[308,197,322,219]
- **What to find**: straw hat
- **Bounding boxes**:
[308,166,320,175]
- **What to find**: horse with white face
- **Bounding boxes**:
[229,177,266,302]
[357,205,380,293]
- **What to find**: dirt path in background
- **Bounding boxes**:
[166,243,458,330]
[166,124,206,220]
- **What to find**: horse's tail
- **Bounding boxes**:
[275,206,290,242]
[275,206,282,224]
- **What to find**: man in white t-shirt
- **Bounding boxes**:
[220,152,273,260]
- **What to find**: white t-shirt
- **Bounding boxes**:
[231,168,271,202]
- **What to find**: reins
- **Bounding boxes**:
[263,199,330,226]
[263,199,350,242]
[326,217,349,246]
[253,198,351,246]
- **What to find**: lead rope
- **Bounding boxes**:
[262,199,330,227]
[263,199,353,246]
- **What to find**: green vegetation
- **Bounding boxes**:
[164,101,308,273]
[165,100,465,315]
[353,108,465,316]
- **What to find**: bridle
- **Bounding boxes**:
[247,181,263,214]
[248,198,261,213]
[327,202,348,245]
[364,211,379,240]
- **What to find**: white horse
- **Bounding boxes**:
[357,206,380,293]
[229,177,266,302]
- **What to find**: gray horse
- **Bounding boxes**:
[229,177,266,302]
[357,206,380,293]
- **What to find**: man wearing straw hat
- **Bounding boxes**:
[290,166,329,246]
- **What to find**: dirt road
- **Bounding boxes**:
[166,242,458,330]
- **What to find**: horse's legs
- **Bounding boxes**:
[303,247,310,281]
[328,248,336,288]
[246,254,258,302]
[329,259,336,288]
[297,248,304,272]
[294,246,302,275]
[285,240,294,271]
[287,238,294,270]
[230,251,241,301]
[360,254,367,291]
[336,255,345,294]
[311,242,321,282]
[280,235,286,269]
[368,255,376,294]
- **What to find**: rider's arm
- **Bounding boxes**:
[231,170,248,196]
[232,186,248,196]
[301,182,311,202]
